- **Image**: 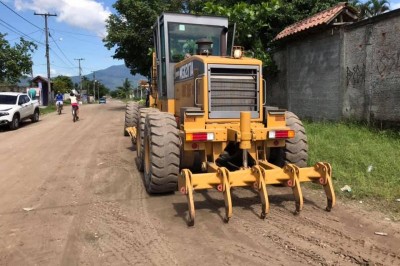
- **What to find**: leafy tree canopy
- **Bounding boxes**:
[0,33,37,85]
[115,78,132,99]
[349,0,390,18]
[73,76,109,99]
[104,0,352,76]
[53,75,73,94]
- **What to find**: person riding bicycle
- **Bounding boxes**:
[55,91,64,109]
[70,91,79,120]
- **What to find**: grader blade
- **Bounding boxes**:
[178,162,335,226]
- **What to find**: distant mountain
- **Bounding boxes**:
[17,65,145,91]
[70,65,147,90]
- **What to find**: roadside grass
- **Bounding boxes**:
[304,121,400,216]
[39,105,57,115]
[40,100,71,115]
[124,98,145,105]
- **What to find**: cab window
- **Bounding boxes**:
[168,22,224,62]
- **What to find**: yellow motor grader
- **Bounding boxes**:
[124,13,335,226]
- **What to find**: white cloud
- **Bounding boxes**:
[50,68,57,76]
[393,3,400,10]
[14,0,111,37]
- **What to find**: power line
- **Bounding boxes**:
[0,0,43,31]
[0,19,45,45]
[49,34,75,67]
[7,29,42,41]
[48,29,103,45]
[49,47,70,67]
[49,28,100,38]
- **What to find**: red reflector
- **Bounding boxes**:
[272,130,295,139]
[192,133,208,141]
[275,131,289,138]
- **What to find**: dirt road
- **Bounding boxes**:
[0,100,399,265]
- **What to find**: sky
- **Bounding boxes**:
[1,0,119,79]
[1,0,400,79]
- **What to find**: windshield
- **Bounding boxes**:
[168,22,224,62]
[0,95,17,105]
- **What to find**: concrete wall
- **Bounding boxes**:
[268,29,342,120]
[344,11,400,123]
[269,9,400,124]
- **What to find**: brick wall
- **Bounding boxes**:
[268,9,400,124]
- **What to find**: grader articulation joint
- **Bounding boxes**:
[124,12,336,226]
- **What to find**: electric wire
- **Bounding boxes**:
[7,29,42,42]
[0,0,43,31]
[49,34,76,67]
[0,19,45,45]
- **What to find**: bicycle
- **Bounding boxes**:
[72,105,79,122]
[57,102,63,115]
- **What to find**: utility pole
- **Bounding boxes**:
[34,12,57,105]
[92,71,96,103]
[74,58,84,94]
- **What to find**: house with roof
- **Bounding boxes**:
[268,2,400,126]
[30,76,53,106]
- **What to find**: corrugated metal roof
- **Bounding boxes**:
[274,2,358,41]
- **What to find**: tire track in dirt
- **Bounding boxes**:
[226,187,400,265]
[66,110,178,265]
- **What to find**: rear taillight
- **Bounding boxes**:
[268,130,295,139]
[186,132,215,142]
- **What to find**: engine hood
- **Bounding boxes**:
[0,105,15,111]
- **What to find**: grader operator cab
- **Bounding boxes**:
[124,13,335,226]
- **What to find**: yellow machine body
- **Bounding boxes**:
[130,12,335,225]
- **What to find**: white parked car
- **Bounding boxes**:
[0,92,40,130]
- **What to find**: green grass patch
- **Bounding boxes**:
[40,100,71,115]
[39,105,57,115]
[304,121,400,215]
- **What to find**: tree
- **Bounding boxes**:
[0,33,37,84]
[115,78,132,99]
[110,90,118,98]
[104,0,344,75]
[97,82,110,98]
[52,75,73,93]
[365,0,390,16]
[349,0,390,18]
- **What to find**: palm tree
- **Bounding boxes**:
[349,0,390,19]
[116,78,132,99]
[366,0,390,16]
[348,0,369,18]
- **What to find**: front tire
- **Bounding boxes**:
[10,114,19,130]
[143,112,180,193]
[124,102,139,136]
[32,109,39,122]
[136,108,159,171]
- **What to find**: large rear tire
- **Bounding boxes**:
[136,108,159,171]
[269,111,308,167]
[144,112,180,193]
[124,102,139,136]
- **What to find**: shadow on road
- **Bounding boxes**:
[107,106,126,112]
[0,120,35,133]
